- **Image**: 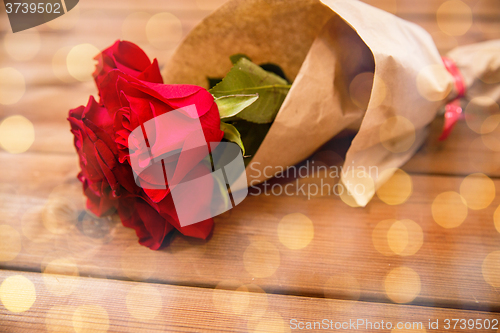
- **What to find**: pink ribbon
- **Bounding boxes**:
[439,57,466,141]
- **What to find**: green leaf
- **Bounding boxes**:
[210,58,291,124]
[230,54,251,65]
[259,63,289,82]
[220,122,245,155]
[215,94,259,119]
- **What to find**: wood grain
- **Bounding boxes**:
[0,150,499,310]
[403,119,500,177]
[0,270,499,333]
[2,112,499,178]
[1,0,500,327]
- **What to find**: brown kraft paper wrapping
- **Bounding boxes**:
[163,0,500,206]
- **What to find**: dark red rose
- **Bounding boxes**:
[70,41,224,250]
[68,96,138,216]
[99,69,224,248]
[118,186,215,250]
[93,40,163,94]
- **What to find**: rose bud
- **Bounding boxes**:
[93,40,163,98]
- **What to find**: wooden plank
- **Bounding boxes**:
[1,16,499,65]
[1,151,500,309]
[0,270,499,332]
[1,2,499,82]
[0,0,495,17]
[403,119,500,177]
[2,96,499,177]
[0,84,95,122]
[364,0,500,16]
[1,0,499,319]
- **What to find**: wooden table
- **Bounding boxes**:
[1,0,500,331]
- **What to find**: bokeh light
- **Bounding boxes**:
[42,196,77,234]
[3,29,41,61]
[22,206,54,243]
[480,114,500,135]
[243,241,280,278]
[126,285,163,322]
[122,12,151,45]
[0,67,26,105]
[46,305,75,332]
[52,46,76,83]
[436,0,473,36]
[416,64,453,102]
[76,212,113,243]
[0,225,22,262]
[66,43,100,81]
[376,168,413,205]
[72,304,109,333]
[373,219,398,256]
[387,221,409,255]
[401,220,425,256]
[494,205,500,233]
[465,97,500,134]
[277,213,314,250]
[468,137,500,174]
[242,284,268,319]
[379,116,416,153]
[432,191,468,228]
[482,251,500,288]
[482,133,500,152]
[0,115,35,154]
[373,219,423,256]
[43,257,80,296]
[387,219,423,256]
[0,275,36,313]
[246,290,271,332]
[384,267,421,303]
[213,281,268,321]
[459,173,496,210]
[146,13,182,50]
[121,243,158,281]
[349,72,387,110]
[213,280,249,315]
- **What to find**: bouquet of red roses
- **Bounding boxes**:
[69,0,500,250]
[68,40,291,249]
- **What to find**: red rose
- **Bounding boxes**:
[70,41,224,250]
[68,96,138,216]
[100,69,224,248]
[93,40,163,94]
[117,179,215,250]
